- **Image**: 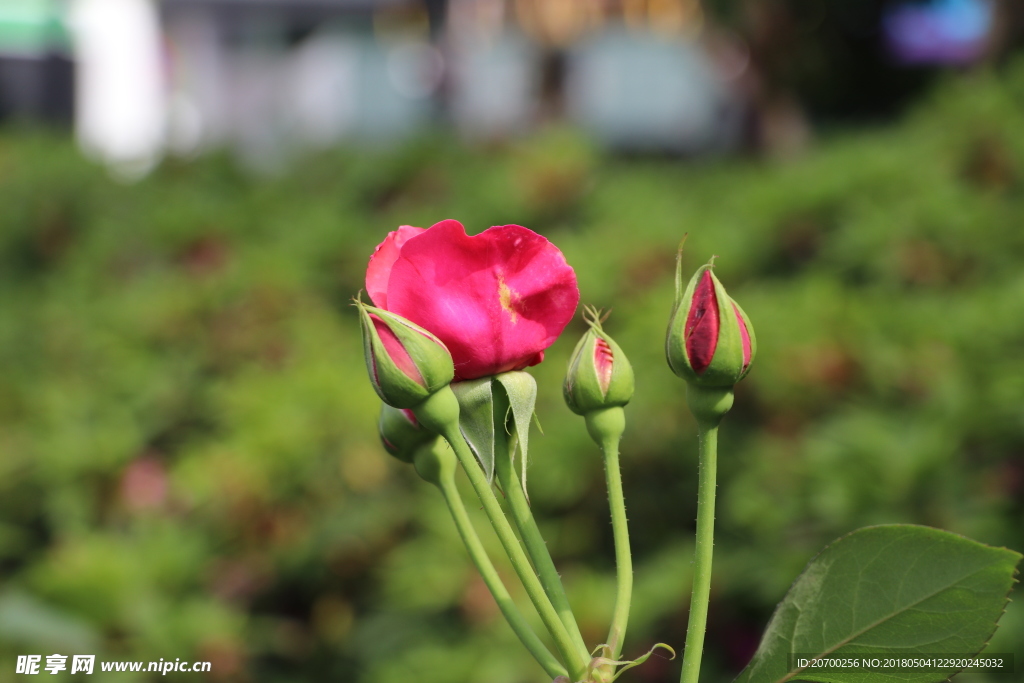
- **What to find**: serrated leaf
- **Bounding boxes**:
[494,372,537,500]
[450,378,495,481]
[735,525,1022,683]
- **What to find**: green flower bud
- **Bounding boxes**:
[412,438,457,488]
[378,404,436,464]
[563,307,634,416]
[666,257,755,389]
[356,298,455,409]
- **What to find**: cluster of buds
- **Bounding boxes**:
[356,229,758,683]
[357,296,461,484]
[360,248,757,451]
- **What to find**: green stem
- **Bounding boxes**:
[414,388,590,681]
[446,427,589,681]
[494,428,590,664]
[601,432,632,661]
[436,470,568,680]
[679,422,718,683]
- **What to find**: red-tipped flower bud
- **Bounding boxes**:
[563,307,634,416]
[378,404,436,463]
[666,259,755,388]
[357,298,455,408]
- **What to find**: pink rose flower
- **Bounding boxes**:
[366,219,579,380]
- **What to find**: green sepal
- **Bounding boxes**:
[450,378,496,482]
[701,270,745,385]
[355,298,454,409]
[495,371,538,500]
[449,372,538,493]
[586,642,676,683]
[665,261,706,383]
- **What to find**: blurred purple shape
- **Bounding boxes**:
[884,0,993,65]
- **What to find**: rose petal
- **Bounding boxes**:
[366,225,427,309]
[685,270,719,374]
[386,220,579,380]
[372,314,425,386]
[594,336,614,395]
[733,302,752,370]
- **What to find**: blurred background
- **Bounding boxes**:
[1,0,1024,682]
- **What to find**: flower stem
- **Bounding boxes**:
[414,388,590,681]
[600,431,632,662]
[494,428,591,665]
[435,468,568,680]
[446,427,589,681]
[679,421,718,683]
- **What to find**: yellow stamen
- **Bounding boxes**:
[498,275,519,323]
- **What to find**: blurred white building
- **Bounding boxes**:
[70,0,166,178]
[2,0,749,175]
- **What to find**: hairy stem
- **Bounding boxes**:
[494,427,590,664]
[413,388,589,681]
[679,422,718,683]
[601,431,632,661]
[436,471,568,680]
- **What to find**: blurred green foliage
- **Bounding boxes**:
[2,63,1024,683]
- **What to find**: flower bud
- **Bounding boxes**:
[356,298,455,409]
[378,404,436,464]
[563,308,634,416]
[412,438,458,488]
[666,259,755,388]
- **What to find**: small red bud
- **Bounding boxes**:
[356,298,455,409]
[564,307,634,417]
[666,258,756,388]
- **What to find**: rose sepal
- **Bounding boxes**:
[449,372,537,487]
[356,298,455,409]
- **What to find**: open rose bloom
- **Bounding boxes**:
[366,220,580,381]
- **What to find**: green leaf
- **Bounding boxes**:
[494,372,537,500]
[735,525,1022,683]
[450,378,495,481]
